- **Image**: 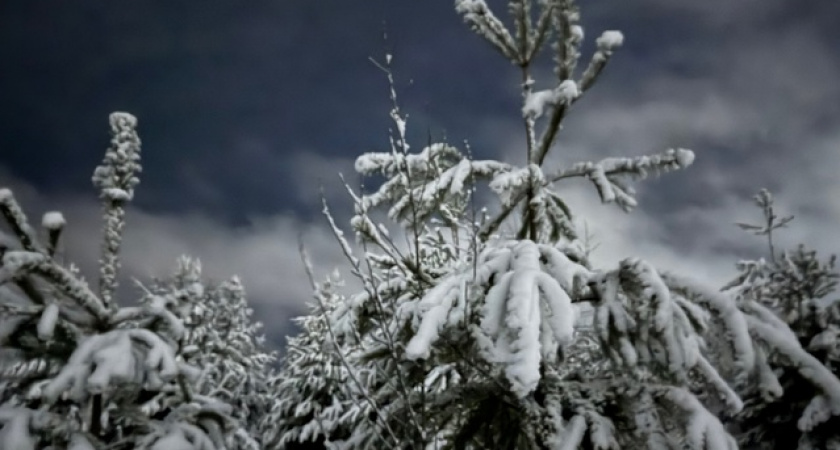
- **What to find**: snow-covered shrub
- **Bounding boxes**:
[279,2,840,449]
[722,190,840,450]
[0,113,256,449]
[260,270,355,448]
[141,257,278,449]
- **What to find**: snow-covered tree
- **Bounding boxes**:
[260,269,355,448]
[141,257,279,449]
[282,1,840,449]
[722,189,840,450]
[0,113,254,449]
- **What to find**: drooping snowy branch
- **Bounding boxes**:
[587,259,748,395]
[745,315,840,429]
[406,240,586,398]
[656,387,738,450]
[41,329,197,404]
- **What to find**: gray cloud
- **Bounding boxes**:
[629,0,788,25]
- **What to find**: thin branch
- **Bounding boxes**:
[356,236,427,445]
[299,242,400,449]
[0,190,45,253]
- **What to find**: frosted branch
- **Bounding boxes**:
[455,0,520,62]
[579,30,623,93]
[92,112,142,310]
[745,314,840,425]
[0,189,46,253]
[1,251,109,323]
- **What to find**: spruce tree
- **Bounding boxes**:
[260,270,354,448]
[280,2,840,449]
[143,257,278,449]
[0,113,257,449]
[723,190,840,450]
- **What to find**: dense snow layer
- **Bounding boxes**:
[41,211,66,230]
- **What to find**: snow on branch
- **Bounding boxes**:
[41,211,66,231]
[478,148,695,241]
[595,30,624,51]
[589,259,705,376]
[0,189,46,254]
[550,0,584,81]
[92,112,142,202]
[549,148,695,212]
[0,112,266,448]
[41,211,66,257]
[579,30,624,93]
[92,112,142,310]
[356,142,460,177]
[527,182,578,243]
[41,329,198,404]
[487,164,580,243]
[583,258,776,427]
[522,80,580,120]
[138,404,235,450]
[455,0,519,62]
[661,272,755,376]
[656,386,738,450]
[355,143,510,228]
[532,5,626,164]
[0,408,87,450]
[405,240,585,398]
[0,250,109,323]
[556,414,586,450]
[509,0,555,63]
[745,314,840,429]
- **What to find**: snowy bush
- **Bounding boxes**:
[0,113,263,449]
[140,257,278,449]
[722,190,840,450]
[279,2,840,449]
[260,270,357,448]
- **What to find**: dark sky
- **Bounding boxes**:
[2,0,839,349]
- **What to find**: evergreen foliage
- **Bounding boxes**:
[723,190,840,450]
[0,113,272,449]
[275,2,840,449]
[260,270,353,448]
[144,257,278,449]
[1,4,836,450]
